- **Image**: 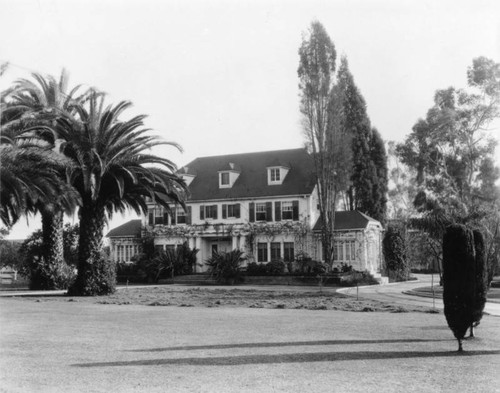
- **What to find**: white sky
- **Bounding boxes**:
[1,0,499,239]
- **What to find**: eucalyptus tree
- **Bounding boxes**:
[57,91,187,295]
[1,70,85,276]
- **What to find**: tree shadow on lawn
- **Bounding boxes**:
[127,338,448,352]
[73,349,500,368]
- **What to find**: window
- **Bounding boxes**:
[154,245,164,254]
[200,205,218,220]
[257,243,268,262]
[270,168,280,182]
[177,209,186,224]
[334,242,344,261]
[220,172,230,186]
[350,241,356,261]
[222,203,240,219]
[148,208,154,226]
[284,242,294,262]
[256,203,267,221]
[282,201,293,220]
[271,242,281,261]
[154,207,164,225]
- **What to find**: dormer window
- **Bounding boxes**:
[220,172,230,186]
[218,163,240,189]
[267,166,288,185]
[270,168,280,182]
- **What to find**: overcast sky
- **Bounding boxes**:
[1,0,499,239]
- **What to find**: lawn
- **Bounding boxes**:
[4,286,436,312]
[1,289,500,393]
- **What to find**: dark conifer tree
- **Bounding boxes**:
[470,229,488,337]
[442,224,476,352]
[369,127,388,225]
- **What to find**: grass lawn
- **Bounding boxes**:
[1,288,500,393]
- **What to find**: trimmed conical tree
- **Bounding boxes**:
[470,229,488,337]
[442,224,476,352]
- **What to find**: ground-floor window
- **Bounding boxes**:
[333,240,356,262]
[270,242,281,261]
[257,243,268,262]
[116,244,140,263]
[284,242,294,262]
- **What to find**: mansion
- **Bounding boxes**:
[107,148,384,276]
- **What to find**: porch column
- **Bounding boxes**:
[239,235,246,252]
[232,235,238,251]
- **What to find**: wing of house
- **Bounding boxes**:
[107,148,384,275]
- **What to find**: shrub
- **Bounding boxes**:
[19,229,77,290]
[246,262,268,276]
[267,260,286,275]
[442,224,476,351]
[68,252,116,296]
[339,271,379,287]
[205,249,246,284]
[149,243,198,282]
[383,224,410,282]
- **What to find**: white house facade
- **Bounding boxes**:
[107,148,384,275]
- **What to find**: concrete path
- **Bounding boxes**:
[338,274,500,317]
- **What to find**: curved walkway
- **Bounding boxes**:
[338,274,500,317]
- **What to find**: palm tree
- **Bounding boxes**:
[58,91,187,295]
[0,142,74,228]
[1,70,86,282]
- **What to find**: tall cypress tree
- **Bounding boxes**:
[368,127,388,224]
[339,58,383,218]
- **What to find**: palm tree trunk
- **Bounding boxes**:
[69,201,116,296]
[34,208,64,289]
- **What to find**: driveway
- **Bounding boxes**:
[338,274,500,317]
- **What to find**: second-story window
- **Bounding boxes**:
[255,203,267,221]
[200,205,218,220]
[222,203,240,219]
[177,209,186,224]
[281,201,293,220]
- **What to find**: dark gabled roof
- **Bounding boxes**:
[181,148,316,201]
[106,219,142,238]
[313,211,381,232]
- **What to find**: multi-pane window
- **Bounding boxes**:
[227,204,239,218]
[256,203,267,221]
[200,205,218,220]
[333,241,356,262]
[220,172,230,186]
[177,209,186,224]
[154,207,164,225]
[270,242,281,261]
[284,242,294,262]
[281,201,293,220]
[270,168,280,182]
[257,243,268,262]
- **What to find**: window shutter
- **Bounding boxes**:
[148,211,154,226]
[171,210,176,225]
[222,204,227,219]
[235,203,240,218]
[186,206,192,225]
[266,202,273,222]
[249,202,255,222]
[213,205,218,220]
[164,210,170,225]
[292,200,299,221]
[200,205,205,220]
[274,201,281,222]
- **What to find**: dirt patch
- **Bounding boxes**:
[18,286,437,313]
